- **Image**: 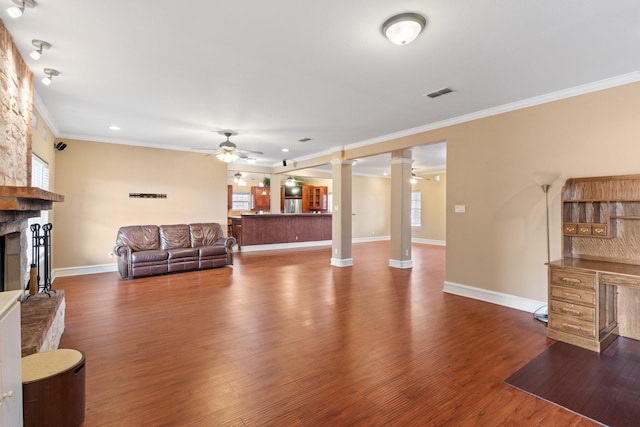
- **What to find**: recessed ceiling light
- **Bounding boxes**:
[282,148,289,153]
[109,125,120,130]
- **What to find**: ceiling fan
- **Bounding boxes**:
[197,132,263,163]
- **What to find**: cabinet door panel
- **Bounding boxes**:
[0,302,23,426]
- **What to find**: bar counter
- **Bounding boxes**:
[230,213,331,247]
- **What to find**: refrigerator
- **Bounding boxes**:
[284,199,302,213]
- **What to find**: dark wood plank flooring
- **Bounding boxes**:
[55,242,598,426]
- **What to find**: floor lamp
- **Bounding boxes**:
[541,184,551,264]
[535,183,551,323]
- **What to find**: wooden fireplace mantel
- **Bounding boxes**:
[0,186,64,222]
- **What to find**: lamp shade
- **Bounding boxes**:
[382,13,426,45]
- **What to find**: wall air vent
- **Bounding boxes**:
[425,87,453,98]
[129,193,167,199]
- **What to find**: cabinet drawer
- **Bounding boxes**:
[549,300,595,322]
[549,313,596,339]
[563,223,577,234]
[591,224,608,236]
[577,224,591,235]
[550,285,595,306]
[600,273,640,289]
[550,268,596,289]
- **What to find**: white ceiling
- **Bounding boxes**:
[4,1,640,176]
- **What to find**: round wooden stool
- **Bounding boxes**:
[21,349,86,427]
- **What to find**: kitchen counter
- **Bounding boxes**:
[230,213,331,247]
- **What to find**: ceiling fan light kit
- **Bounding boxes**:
[213,132,263,163]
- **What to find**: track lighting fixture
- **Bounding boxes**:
[7,0,35,19]
[42,68,59,85]
[30,39,50,60]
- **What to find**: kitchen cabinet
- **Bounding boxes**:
[250,186,270,211]
[302,186,328,212]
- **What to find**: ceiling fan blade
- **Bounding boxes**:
[238,148,263,155]
[190,147,216,152]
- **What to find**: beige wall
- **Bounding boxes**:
[441,83,640,301]
[412,172,446,242]
[31,110,56,186]
[52,139,228,268]
[352,175,391,239]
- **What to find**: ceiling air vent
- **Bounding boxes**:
[425,87,453,98]
[298,137,312,142]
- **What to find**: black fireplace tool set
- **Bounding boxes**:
[27,223,55,298]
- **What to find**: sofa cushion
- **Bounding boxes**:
[190,223,224,247]
[130,250,168,263]
[167,247,199,260]
[116,225,160,252]
[160,224,190,250]
[198,245,227,257]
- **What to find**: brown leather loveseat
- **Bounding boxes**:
[114,223,235,279]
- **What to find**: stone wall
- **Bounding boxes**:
[0,18,33,186]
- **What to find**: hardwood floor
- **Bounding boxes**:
[56,242,597,426]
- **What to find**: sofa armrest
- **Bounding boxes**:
[114,244,133,279]
[217,237,236,252]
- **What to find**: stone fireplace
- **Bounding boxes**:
[0,220,28,292]
[0,187,64,293]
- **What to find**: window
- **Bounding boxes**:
[232,192,251,211]
[411,190,421,230]
[28,155,50,276]
[30,155,49,224]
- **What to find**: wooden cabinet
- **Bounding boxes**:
[250,186,270,211]
[562,201,610,237]
[0,291,23,426]
[547,263,618,352]
[301,186,328,212]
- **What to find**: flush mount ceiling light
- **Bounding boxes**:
[30,39,50,60]
[7,0,35,19]
[382,12,426,45]
[42,68,59,85]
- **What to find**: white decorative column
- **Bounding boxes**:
[269,174,282,214]
[330,158,354,267]
[389,149,413,269]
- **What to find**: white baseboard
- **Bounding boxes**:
[53,263,118,278]
[389,259,413,269]
[443,281,546,314]
[353,236,390,243]
[412,238,446,246]
[240,240,332,252]
[331,258,354,267]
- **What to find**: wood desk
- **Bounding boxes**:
[547,258,640,352]
[549,174,640,352]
